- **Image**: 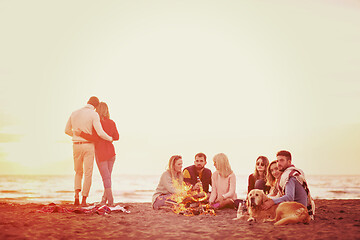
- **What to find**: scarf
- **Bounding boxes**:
[278,165,316,219]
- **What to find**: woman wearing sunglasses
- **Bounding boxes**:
[247,156,270,194]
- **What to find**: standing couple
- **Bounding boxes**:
[65,96,119,206]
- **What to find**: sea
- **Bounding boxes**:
[0,174,359,204]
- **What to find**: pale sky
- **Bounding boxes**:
[0,0,359,176]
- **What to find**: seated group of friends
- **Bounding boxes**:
[152,151,315,219]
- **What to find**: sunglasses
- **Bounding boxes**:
[256,162,265,167]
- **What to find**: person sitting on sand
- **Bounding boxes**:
[209,153,237,209]
[183,152,212,193]
[152,155,184,210]
[266,160,282,198]
[76,102,119,207]
[262,150,316,219]
[247,156,270,194]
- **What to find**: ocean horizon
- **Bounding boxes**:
[0,174,359,204]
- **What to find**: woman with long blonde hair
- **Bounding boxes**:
[267,160,282,197]
[152,155,183,210]
[209,153,237,209]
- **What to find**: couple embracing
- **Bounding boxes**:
[65,96,119,206]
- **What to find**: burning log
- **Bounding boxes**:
[181,196,194,205]
[169,182,216,216]
[192,192,206,200]
[188,202,200,208]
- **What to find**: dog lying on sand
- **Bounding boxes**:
[246,189,311,226]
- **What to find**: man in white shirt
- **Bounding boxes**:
[65,96,113,206]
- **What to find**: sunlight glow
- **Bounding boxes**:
[0,0,359,175]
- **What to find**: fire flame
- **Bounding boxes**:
[168,180,216,216]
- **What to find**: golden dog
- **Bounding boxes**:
[246,189,311,226]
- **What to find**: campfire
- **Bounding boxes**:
[167,181,216,216]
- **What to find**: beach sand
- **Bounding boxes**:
[0,199,359,239]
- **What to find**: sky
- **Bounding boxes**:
[0,0,359,176]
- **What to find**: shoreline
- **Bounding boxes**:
[1,199,359,239]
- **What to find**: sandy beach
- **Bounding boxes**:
[0,199,359,239]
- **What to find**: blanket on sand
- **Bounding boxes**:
[34,203,130,215]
